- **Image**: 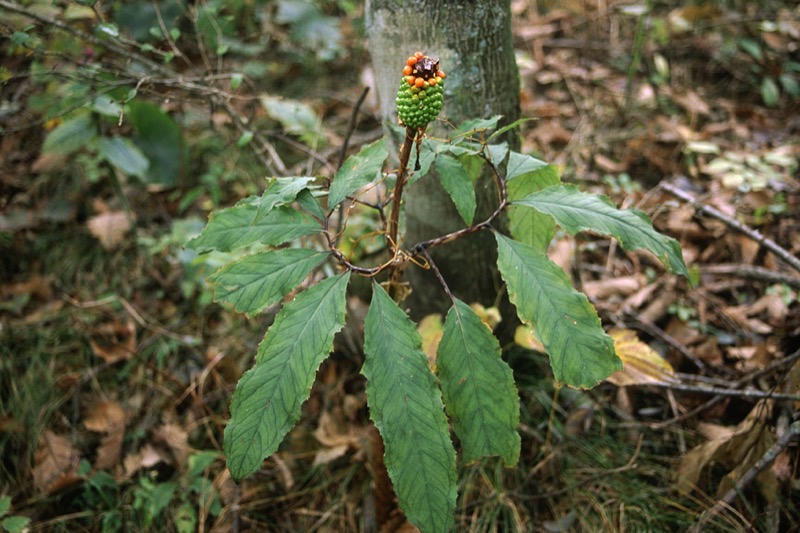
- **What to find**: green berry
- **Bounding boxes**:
[396,53,445,129]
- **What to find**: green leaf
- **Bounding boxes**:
[495,233,621,388]
[435,153,476,225]
[328,138,387,208]
[127,101,182,187]
[486,142,509,166]
[243,177,317,220]
[295,188,326,220]
[488,118,534,141]
[507,164,560,251]
[506,151,548,181]
[97,136,149,178]
[761,76,780,107]
[208,249,328,315]
[42,112,97,156]
[260,95,322,145]
[0,495,10,516]
[512,185,689,277]
[188,205,320,253]
[2,515,32,533]
[224,273,350,481]
[451,115,502,139]
[438,299,520,466]
[409,139,438,185]
[362,282,457,533]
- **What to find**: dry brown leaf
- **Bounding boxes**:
[312,444,350,467]
[605,329,677,386]
[548,237,575,273]
[84,401,127,470]
[583,275,645,300]
[89,320,137,363]
[32,430,81,494]
[123,443,169,479]
[153,423,192,467]
[676,400,776,500]
[86,211,132,250]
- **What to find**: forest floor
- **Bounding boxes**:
[1,1,799,532]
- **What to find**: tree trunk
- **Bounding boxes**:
[366,0,520,318]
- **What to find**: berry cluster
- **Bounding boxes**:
[396,52,446,129]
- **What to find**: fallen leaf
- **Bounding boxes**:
[32,430,81,494]
[84,401,127,470]
[86,211,132,250]
[154,423,192,467]
[89,320,136,363]
[676,400,776,501]
[606,329,677,386]
[123,444,169,479]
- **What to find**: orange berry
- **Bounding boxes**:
[428,77,438,86]
[403,65,412,76]
[406,75,416,86]
[415,51,424,58]
[437,70,446,79]
[406,57,417,66]
[414,77,425,88]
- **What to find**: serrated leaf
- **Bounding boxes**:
[208,249,327,315]
[507,164,560,251]
[42,112,97,156]
[187,205,320,253]
[97,136,149,178]
[362,282,457,533]
[435,153,476,225]
[495,233,621,388]
[224,273,350,481]
[512,185,689,277]
[328,138,387,208]
[506,151,548,181]
[438,299,520,466]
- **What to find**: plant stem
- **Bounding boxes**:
[386,126,419,257]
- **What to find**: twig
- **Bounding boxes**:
[653,348,800,428]
[645,381,800,402]
[421,249,455,305]
[700,264,800,289]
[690,420,800,532]
[660,180,800,273]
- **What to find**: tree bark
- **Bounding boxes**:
[366,0,520,318]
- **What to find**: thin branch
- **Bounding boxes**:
[700,263,800,289]
[660,180,800,273]
[421,249,456,305]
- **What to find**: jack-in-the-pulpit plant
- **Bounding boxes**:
[188,52,689,533]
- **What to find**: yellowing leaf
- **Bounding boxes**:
[417,313,443,368]
[605,329,677,386]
